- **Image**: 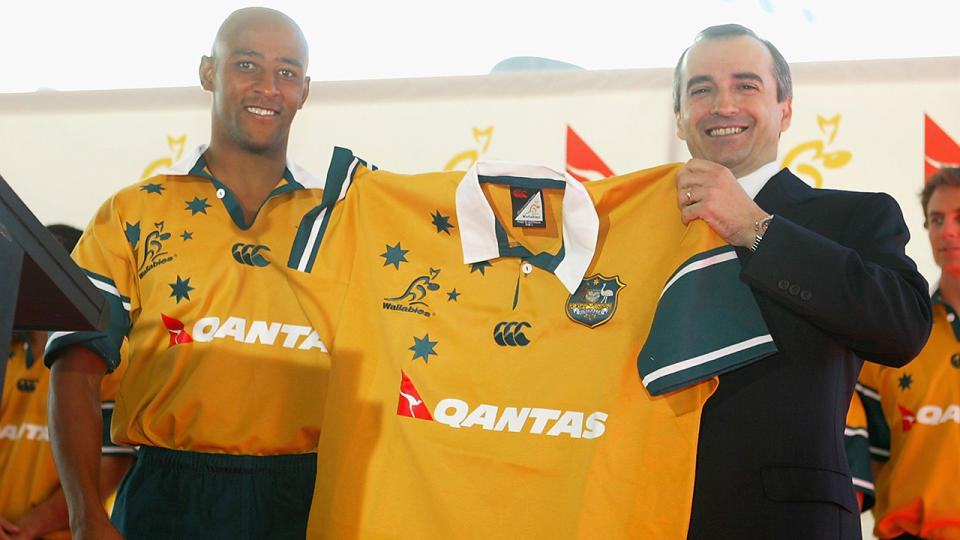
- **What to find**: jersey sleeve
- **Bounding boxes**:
[845,392,875,510]
[637,223,778,396]
[856,363,891,463]
[287,146,374,273]
[286,147,371,343]
[44,194,139,372]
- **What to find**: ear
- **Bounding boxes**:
[779,97,793,132]
[199,56,215,92]
[298,76,311,110]
[675,111,687,141]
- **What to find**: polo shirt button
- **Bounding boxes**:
[216,188,226,199]
[521,262,533,275]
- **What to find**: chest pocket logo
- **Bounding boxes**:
[16,378,38,392]
[232,244,271,267]
[494,322,531,346]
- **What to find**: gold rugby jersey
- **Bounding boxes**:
[858,291,960,540]
[45,145,330,455]
[2,339,129,539]
[295,149,775,539]
[844,392,875,510]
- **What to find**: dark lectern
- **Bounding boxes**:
[0,174,109,402]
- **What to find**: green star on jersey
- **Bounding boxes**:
[185,197,211,215]
[431,210,455,235]
[124,221,141,249]
[381,242,409,269]
[409,334,438,363]
[141,183,165,194]
[169,276,195,303]
[898,373,913,390]
[470,261,492,275]
[181,230,193,241]
[447,289,461,301]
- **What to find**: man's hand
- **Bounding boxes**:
[0,515,21,540]
[676,158,770,247]
[71,518,125,540]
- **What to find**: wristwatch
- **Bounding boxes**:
[749,214,774,252]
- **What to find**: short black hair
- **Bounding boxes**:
[672,23,793,113]
[921,168,960,228]
[46,223,82,252]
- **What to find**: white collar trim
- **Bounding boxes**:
[455,160,599,294]
[151,144,324,188]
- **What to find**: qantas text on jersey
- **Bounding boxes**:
[0,423,49,442]
[190,317,328,351]
[912,404,960,426]
[430,398,607,439]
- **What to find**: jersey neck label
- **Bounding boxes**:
[511,188,546,228]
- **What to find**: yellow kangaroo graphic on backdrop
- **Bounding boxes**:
[141,135,187,180]
[444,127,494,171]
[781,115,852,188]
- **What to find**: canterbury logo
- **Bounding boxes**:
[232,243,271,267]
[16,378,38,392]
[494,321,531,346]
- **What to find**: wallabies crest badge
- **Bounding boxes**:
[566,274,625,328]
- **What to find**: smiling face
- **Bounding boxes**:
[200,11,310,157]
[675,35,792,178]
[926,185,960,276]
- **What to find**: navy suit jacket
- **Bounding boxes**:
[686,169,932,539]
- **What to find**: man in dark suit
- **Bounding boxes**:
[673,24,933,539]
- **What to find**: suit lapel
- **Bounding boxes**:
[755,169,817,227]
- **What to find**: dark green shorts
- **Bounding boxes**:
[111,446,317,540]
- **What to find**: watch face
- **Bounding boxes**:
[758,215,773,234]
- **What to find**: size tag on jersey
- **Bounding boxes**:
[511,188,546,228]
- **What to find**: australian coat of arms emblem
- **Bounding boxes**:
[566,274,625,328]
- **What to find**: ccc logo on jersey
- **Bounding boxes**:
[494,322,531,346]
[232,243,271,267]
[16,378,38,393]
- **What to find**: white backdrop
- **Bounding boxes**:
[4,57,959,539]
[2,57,959,286]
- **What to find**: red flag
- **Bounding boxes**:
[924,114,960,181]
[566,125,614,182]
